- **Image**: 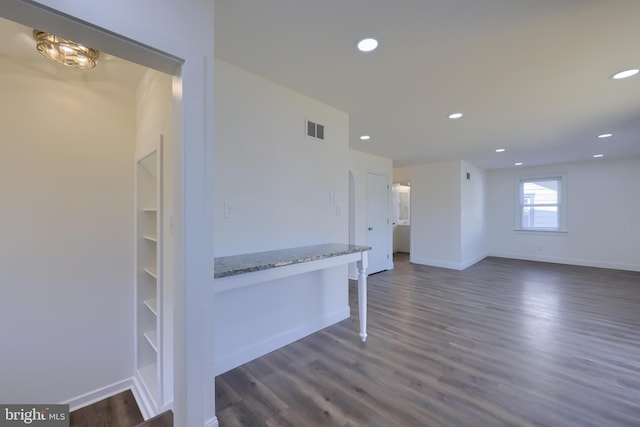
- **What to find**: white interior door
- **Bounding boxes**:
[366,172,391,274]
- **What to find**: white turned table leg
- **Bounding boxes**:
[357,252,368,342]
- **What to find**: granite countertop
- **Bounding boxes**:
[214,243,371,279]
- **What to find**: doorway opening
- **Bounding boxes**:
[392,182,411,254]
[0,9,179,419]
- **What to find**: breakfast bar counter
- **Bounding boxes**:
[213,243,371,342]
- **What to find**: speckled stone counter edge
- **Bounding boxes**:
[214,243,371,279]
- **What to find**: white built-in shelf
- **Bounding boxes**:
[135,141,164,415]
[144,298,158,316]
[144,268,157,279]
[144,330,158,353]
[138,363,158,402]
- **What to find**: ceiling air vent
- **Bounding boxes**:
[306,119,325,141]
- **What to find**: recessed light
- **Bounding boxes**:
[514,162,523,166]
[360,135,371,141]
[598,133,613,139]
[357,38,378,52]
[495,148,506,153]
[611,68,639,80]
[448,113,463,119]
[593,154,604,158]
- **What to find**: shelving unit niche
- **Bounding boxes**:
[135,142,163,414]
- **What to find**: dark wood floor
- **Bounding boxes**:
[215,253,640,426]
[70,390,143,427]
[69,390,172,427]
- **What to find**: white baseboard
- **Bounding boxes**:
[460,254,486,270]
[205,416,220,427]
[61,375,169,422]
[410,254,486,271]
[131,373,155,420]
[410,251,639,272]
[488,252,640,272]
[213,307,350,376]
[409,256,462,270]
[62,377,134,413]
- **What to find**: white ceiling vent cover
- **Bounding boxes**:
[306,119,325,141]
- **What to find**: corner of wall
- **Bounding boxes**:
[65,378,135,414]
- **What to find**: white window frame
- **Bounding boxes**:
[515,174,567,233]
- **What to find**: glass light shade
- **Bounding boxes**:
[33,30,99,69]
[611,69,639,80]
[357,38,378,52]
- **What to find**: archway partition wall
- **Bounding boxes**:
[0,1,216,426]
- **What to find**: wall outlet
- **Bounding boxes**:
[224,202,232,218]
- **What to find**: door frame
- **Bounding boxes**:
[366,171,393,274]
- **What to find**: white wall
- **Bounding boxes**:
[487,157,640,271]
[214,59,349,255]
[0,56,135,405]
[135,69,174,409]
[460,161,487,267]
[213,59,351,374]
[395,161,463,268]
[394,160,487,270]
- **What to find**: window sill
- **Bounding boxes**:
[514,228,568,235]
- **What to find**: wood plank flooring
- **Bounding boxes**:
[134,410,173,427]
[215,253,640,426]
[69,390,172,427]
[70,390,143,427]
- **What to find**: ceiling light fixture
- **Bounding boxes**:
[495,148,506,153]
[357,38,378,52]
[610,68,639,80]
[593,154,604,158]
[360,135,371,141]
[33,30,99,69]
[448,113,463,119]
[598,133,613,139]
[514,162,523,166]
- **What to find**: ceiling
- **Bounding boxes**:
[0,16,147,90]
[214,0,640,169]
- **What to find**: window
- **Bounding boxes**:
[517,175,566,232]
